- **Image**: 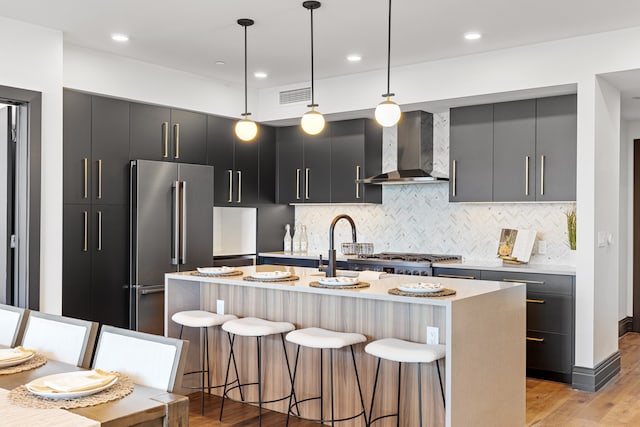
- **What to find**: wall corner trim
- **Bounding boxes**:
[571,351,621,392]
[619,316,633,337]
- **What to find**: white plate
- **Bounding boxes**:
[26,371,118,400]
[0,351,34,368]
[250,271,291,280]
[317,277,360,286]
[197,266,238,275]
[398,282,443,293]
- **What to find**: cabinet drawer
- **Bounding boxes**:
[480,270,573,295]
[526,292,572,334]
[432,268,481,280]
[526,331,572,374]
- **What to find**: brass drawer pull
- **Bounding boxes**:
[526,337,545,342]
[503,278,545,285]
[526,298,545,304]
[438,274,476,280]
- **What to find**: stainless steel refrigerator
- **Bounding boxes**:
[130,160,214,335]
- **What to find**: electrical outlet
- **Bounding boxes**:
[216,299,225,315]
[538,240,547,254]
[426,326,439,345]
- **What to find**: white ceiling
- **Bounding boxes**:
[1,0,640,90]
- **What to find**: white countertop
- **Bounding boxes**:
[166,265,523,307]
[259,252,576,276]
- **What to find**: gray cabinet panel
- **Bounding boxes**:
[433,267,481,280]
[277,126,304,204]
[170,109,207,164]
[331,120,364,203]
[258,126,277,204]
[234,135,260,205]
[480,270,573,295]
[63,90,92,204]
[62,204,93,321]
[535,95,577,201]
[493,99,536,201]
[303,128,331,203]
[449,104,494,202]
[207,115,235,205]
[130,103,171,161]
[363,121,383,203]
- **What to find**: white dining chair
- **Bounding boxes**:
[20,311,98,368]
[0,304,28,347]
[92,325,188,393]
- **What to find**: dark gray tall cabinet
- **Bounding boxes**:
[63,90,129,328]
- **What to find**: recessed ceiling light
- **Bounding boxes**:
[347,54,362,62]
[215,60,225,65]
[464,32,482,41]
[254,71,268,79]
[111,33,129,42]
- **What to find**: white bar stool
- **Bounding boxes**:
[219,317,296,426]
[285,327,367,427]
[365,338,445,427]
[171,310,238,415]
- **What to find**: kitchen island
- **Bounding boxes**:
[165,265,525,427]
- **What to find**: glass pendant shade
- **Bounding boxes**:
[300,109,325,135]
[235,118,258,142]
[375,98,401,127]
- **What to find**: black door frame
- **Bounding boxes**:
[0,85,41,310]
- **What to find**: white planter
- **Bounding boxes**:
[568,249,576,266]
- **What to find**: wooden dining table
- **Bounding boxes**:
[0,358,189,426]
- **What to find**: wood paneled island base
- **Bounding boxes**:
[166,266,525,427]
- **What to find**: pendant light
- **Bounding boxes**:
[300,1,325,136]
[375,0,401,127]
[235,18,258,142]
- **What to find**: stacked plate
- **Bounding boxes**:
[197,266,239,275]
[397,282,443,293]
[317,277,360,286]
[250,271,291,280]
[26,369,118,399]
[0,346,36,368]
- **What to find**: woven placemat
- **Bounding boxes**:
[309,281,371,290]
[0,354,47,376]
[243,275,300,282]
[388,287,456,298]
[8,375,134,409]
[190,270,243,278]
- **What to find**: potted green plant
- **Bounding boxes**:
[566,208,576,264]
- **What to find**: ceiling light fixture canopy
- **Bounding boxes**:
[235,18,258,142]
[300,1,325,136]
[375,0,401,127]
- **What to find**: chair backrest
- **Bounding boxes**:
[92,326,188,393]
[21,311,98,368]
[0,304,28,347]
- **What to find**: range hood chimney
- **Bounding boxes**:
[360,110,449,185]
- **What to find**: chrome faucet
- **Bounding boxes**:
[319,214,357,277]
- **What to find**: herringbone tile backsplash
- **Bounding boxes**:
[294,112,575,265]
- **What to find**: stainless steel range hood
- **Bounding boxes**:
[360,110,449,185]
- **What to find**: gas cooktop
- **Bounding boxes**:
[346,252,462,276]
[357,252,462,263]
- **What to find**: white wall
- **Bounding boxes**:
[0,17,63,314]
[622,119,640,319]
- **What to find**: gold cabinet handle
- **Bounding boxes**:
[83,210,88,252]
[525,156,530,196]
[526,298,545,304]
[83,158,88,199]
[162,122,169,158]
[305,168,310,200]
[438,273,475,280]
[540,155,545,196]
[526,337,545,342]
[355,165,361,199]
[296,169,301,200]
[174,123,180,159]
[452,160,457,197]
[236,171,242,203]
[97,159,103,199]
[97,210,102,251]
[227,170,233,203]
[503,278,545,285]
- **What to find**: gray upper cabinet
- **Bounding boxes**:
[449,104,494,202]
[493,99,536,202]
[303,127,332,203]
[535,95,577,201]
[170,109,207,164]
[63,90,92,204]
[207,115,236,205]
[277,126,305,204]
[450,95,576,202]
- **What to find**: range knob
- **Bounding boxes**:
[412,270,420,276]
[420,271,429,276]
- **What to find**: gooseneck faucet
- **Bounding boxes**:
[321,214,357,277]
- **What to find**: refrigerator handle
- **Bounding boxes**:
[171,181,180,265]
[180,181,187,264]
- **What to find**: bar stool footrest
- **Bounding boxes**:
[224,381,292,406]
[289,395,366,424]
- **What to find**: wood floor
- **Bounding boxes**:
[189,333,640,426]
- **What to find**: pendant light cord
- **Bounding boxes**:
[310,7,316,107]
[384,0,393,98]
[243,24,249,116]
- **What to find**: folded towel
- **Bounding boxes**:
[0,346,35,363]
[358,270,386,281]
[38,369,117,393]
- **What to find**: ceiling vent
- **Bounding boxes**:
[279,87,311,105]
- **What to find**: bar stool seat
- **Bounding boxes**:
[285,327,367,426]
[171,310,238,415]
[219,317,296,427]
[365,338,446,426]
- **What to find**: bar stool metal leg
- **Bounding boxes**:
[396,362,402,427]
[436,360,445,408]
[368,358,381,425]
[418,363,423,427]
[350,345,368,426]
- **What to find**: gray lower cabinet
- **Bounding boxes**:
[480,270,575,383]
[432,267,481,280]
[449,104,494,202]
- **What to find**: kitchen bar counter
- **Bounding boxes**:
[165,265,525,427]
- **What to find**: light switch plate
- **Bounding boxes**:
[427,326,439,345]
[216,299,225,315]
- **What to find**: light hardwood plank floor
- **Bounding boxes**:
[189,333,640,426]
